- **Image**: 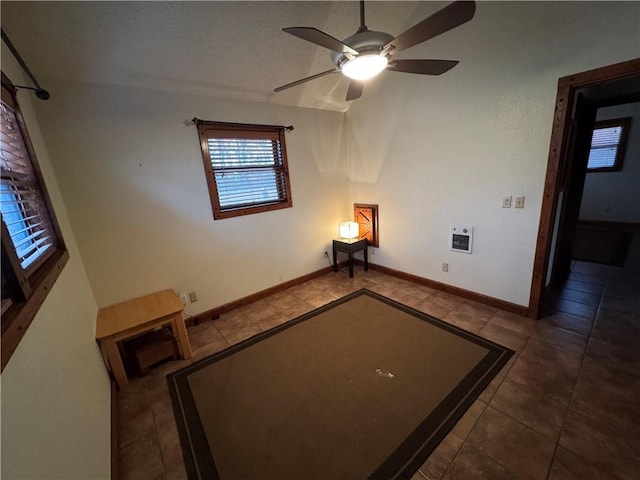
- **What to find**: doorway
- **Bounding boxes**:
[528,58,640,319]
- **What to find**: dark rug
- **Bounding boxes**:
[572,223,633,266]
[167,289,513,480]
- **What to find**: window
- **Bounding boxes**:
[195,120,293,219]
[587,117,631,172]
[1,72,68,370]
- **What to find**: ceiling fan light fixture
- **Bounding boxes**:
[342,54,388,81]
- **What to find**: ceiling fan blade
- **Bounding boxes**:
[274,68,341,93]
[346,81,364,101]
[283,27,359,55]
[387,59,459,75]
[384,1,476,53]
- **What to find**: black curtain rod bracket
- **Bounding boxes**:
[1,28,50,101]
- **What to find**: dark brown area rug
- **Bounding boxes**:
[168,289,513,480]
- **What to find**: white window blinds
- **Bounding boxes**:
[587,117,630,172]
[195,120,293,220]
[0,101,57,271]
[207,135,287,209]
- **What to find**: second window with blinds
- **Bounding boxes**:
[195,120,293,220]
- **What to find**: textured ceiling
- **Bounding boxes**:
[0,1,451,111]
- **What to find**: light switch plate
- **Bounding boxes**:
[502,196,512,208]
[515,196,525,208]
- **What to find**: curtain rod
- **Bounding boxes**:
[1,29,50,100]
[192,118,294,131]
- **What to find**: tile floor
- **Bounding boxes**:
[117,243,639,479]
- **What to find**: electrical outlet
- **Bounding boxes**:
[515,196,525,209]
[188,291,198,303]
[502,195,512,208]
[442,262,449,272]
[179,293,187,306]
[324,251,329,258]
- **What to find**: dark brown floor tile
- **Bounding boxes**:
[478,323,529,352]
[571,262,611,277]
[553,298,597,320]
[415,300,452,321]
[187,320,227,351]
[239,299,279,322]
[190,336,229,362]
[456,301,497,322]
[599,294,640,314]
[255,312,291,331]
[506,355,579,406]
[602,283,640,299]
[276,300,317,319]
[443,443,517,480]
[165,462,189,480]
[562,280,603,296]
[145,357,192,378]
[558,288,601,307]
[544,311,593,336]
[591,309,640,350]
[490,378,567,440]
[568,271,607,286]
[571,358,640,432]
[431,291,467,310]
[366,281,404,298]
[418,431,464,480]
[117,378,155,448]
[293,288,339,308]
[520,337,583,371]
[467,407,555,479]
[156,415,185,475]
[548,446,620,480]
[477,356,516,403]
[487,310,536,336]
[324,281,365,298]
[560,408,640,480]
[220,323,263,345]
[442,310,487,334]
[150,385,175,426]
[531,321,587,356]
[392,284,436,308]
[452,400,486,439]
[585,336,640,375]
[119,431,164,480]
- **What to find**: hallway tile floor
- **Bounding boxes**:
[117,255,639,479]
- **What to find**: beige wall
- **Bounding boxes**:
[1,47,111,479]
[346,1,639,306]
[33,80,350,313]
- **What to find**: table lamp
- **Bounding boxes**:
[339,221,359,239]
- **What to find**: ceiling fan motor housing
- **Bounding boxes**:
[330,30,394,67]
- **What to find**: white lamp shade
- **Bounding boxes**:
[339,221,359,239]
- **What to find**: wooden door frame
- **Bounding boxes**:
[528,58,640,319]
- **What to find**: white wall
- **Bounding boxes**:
[1,48,111,479]
[580,102,640,223]
[346,1,639,306]
[34,79,350,312]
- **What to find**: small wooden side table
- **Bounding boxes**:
[333,238,368,278]
[96,289,192,389]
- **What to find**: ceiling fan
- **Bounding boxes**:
[274,1,476,101]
